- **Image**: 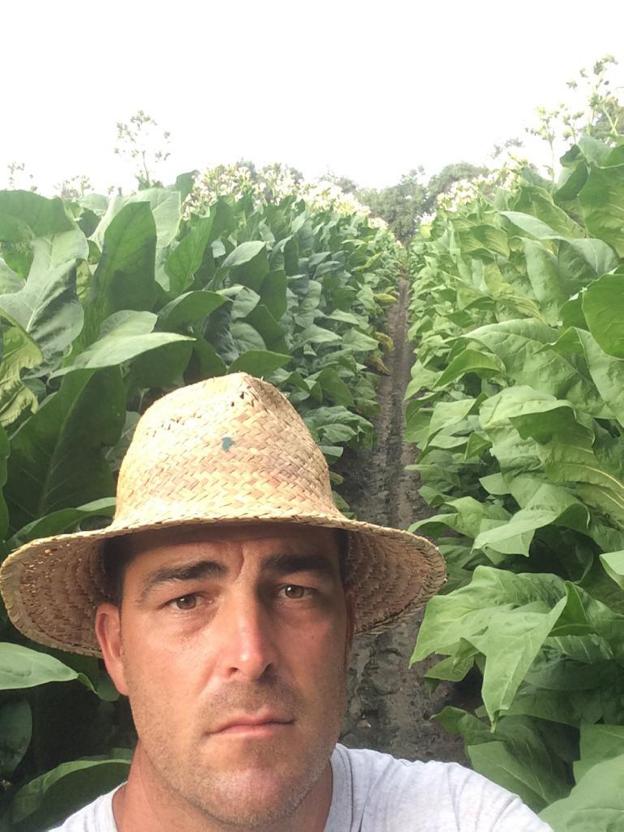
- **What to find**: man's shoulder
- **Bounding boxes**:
[48,786,119,831]
[331,744,552,831]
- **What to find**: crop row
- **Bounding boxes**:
[0,181,399,829]
[406,135,624,829]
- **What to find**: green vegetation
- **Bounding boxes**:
[406,132,624,827]
[0,180,399,829]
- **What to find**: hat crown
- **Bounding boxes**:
[114,373,339,528]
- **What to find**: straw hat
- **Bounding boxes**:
[0,373,445,656]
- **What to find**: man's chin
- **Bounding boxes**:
[181,762,324,828]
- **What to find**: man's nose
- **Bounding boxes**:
[213,589,279,681]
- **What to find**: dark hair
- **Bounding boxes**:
[101,535,137,607]
[102,527,351,607]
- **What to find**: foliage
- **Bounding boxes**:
[406,132,624,828]
[428,54,624,219]
[356,165,488,244]
[184,161,384,228]
[359,169,428,243]
[0,179,400,829]
[526,55,624,181]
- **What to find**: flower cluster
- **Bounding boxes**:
[433,149,528,214]
[182,161,385,226]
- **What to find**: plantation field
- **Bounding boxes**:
[1,124,624,830]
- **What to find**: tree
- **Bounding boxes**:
[358,168,427,243]
[420,162,489,216]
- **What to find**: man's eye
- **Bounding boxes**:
[169,594,198,610]
[280,584,312,600]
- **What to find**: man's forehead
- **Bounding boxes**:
[121,522,342,560]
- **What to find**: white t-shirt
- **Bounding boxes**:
[50,743,551,831]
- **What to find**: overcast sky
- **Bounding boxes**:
[2,0,623,194]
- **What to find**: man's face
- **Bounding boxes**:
[96,523,354,827]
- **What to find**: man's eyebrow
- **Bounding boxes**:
[261,552,337,579]
[138,560,225,604]
[137,552,337,604]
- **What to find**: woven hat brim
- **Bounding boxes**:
[0,512,445,656]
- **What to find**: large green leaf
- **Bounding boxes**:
[123,188,180,249]
[342,329,379,352]
[583,273,624,358]
[574,723,624,782]
[0,325,42,427]
[540,753,624,829]
[513,183,585,237]
[10,756,130,829]
[58,310,192,375]
[88,202,157,337]
[157,290,226,328]
[5,369,125,531]
[93,188,180,251]
[128,339,194,389]
[246,304,286,351]
[293,279,322,328]
[230,321,266,355]
[0,230,86,358]
[474,482,589,556]
[190,338,227,378]
[435,347,504,389]
[569,328,624,428]
[412,567,567,723]
[0,644,83,690]
[165,215,213,294]
[468,739,566,813]
[482,385,624,529]
[316,367,354,406]
[426,398,477,442]
[579,162,624,256]
[523,239,568,323]
[230,286,261,320]
[557,238,618,294]
[7,498,115,549]
[0,700,31,777]
[411,495,510,543]
[454,223,510,258]
[228,350,290,375]
[0,257,22,293]
[577,135,613,167]
[297,324,340,347]
[500,211,561,241]
[468,320,607,418]
[0,192,74,242]
[222,241,269,291]
[260,269,287,319]
[436,707,570,809]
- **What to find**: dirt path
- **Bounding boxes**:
[338,271,466,764]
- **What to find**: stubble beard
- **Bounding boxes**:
[126,670,348,829]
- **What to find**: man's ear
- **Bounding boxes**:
[95,602,129,696]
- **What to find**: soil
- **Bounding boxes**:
[336,272,468,764]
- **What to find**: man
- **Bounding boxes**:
[0,373,550,831]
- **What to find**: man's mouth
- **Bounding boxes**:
[213,711,294,735]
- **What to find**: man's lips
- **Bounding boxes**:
[213,713,294,734]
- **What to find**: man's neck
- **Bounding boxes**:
[112,745,333,832]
